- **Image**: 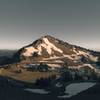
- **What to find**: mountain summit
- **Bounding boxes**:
[22,35,70,57]
[14,35,100,67]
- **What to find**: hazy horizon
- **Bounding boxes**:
[0,0,100,51]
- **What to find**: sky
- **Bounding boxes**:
[0,0,100,51]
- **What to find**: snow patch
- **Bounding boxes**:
[72,47,98,62]
[73,47,89,56]
[53,60,64,63]
[88,54,98,62]
[63,55,73,60]
[24,89,49,94]
[55,82,62,87]
[69,64,94,70]
[45,56,61,60]
[47,64,61,68]
[58,82,96,98]
[82,64,94,69]
[23,47,38,56]
[42,38,63,54]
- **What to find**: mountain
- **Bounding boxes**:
[13,35,100,69]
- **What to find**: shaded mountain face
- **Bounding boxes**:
[14,35,100,66]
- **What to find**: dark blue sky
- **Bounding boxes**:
[0,0,100,51]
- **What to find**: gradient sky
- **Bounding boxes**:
[0,0,100,51]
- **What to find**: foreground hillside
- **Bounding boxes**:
[0,76,99,100]
[0,68,58,82]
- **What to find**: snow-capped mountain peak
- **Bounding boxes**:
[14,35,100,67]
[22,36,63,56]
